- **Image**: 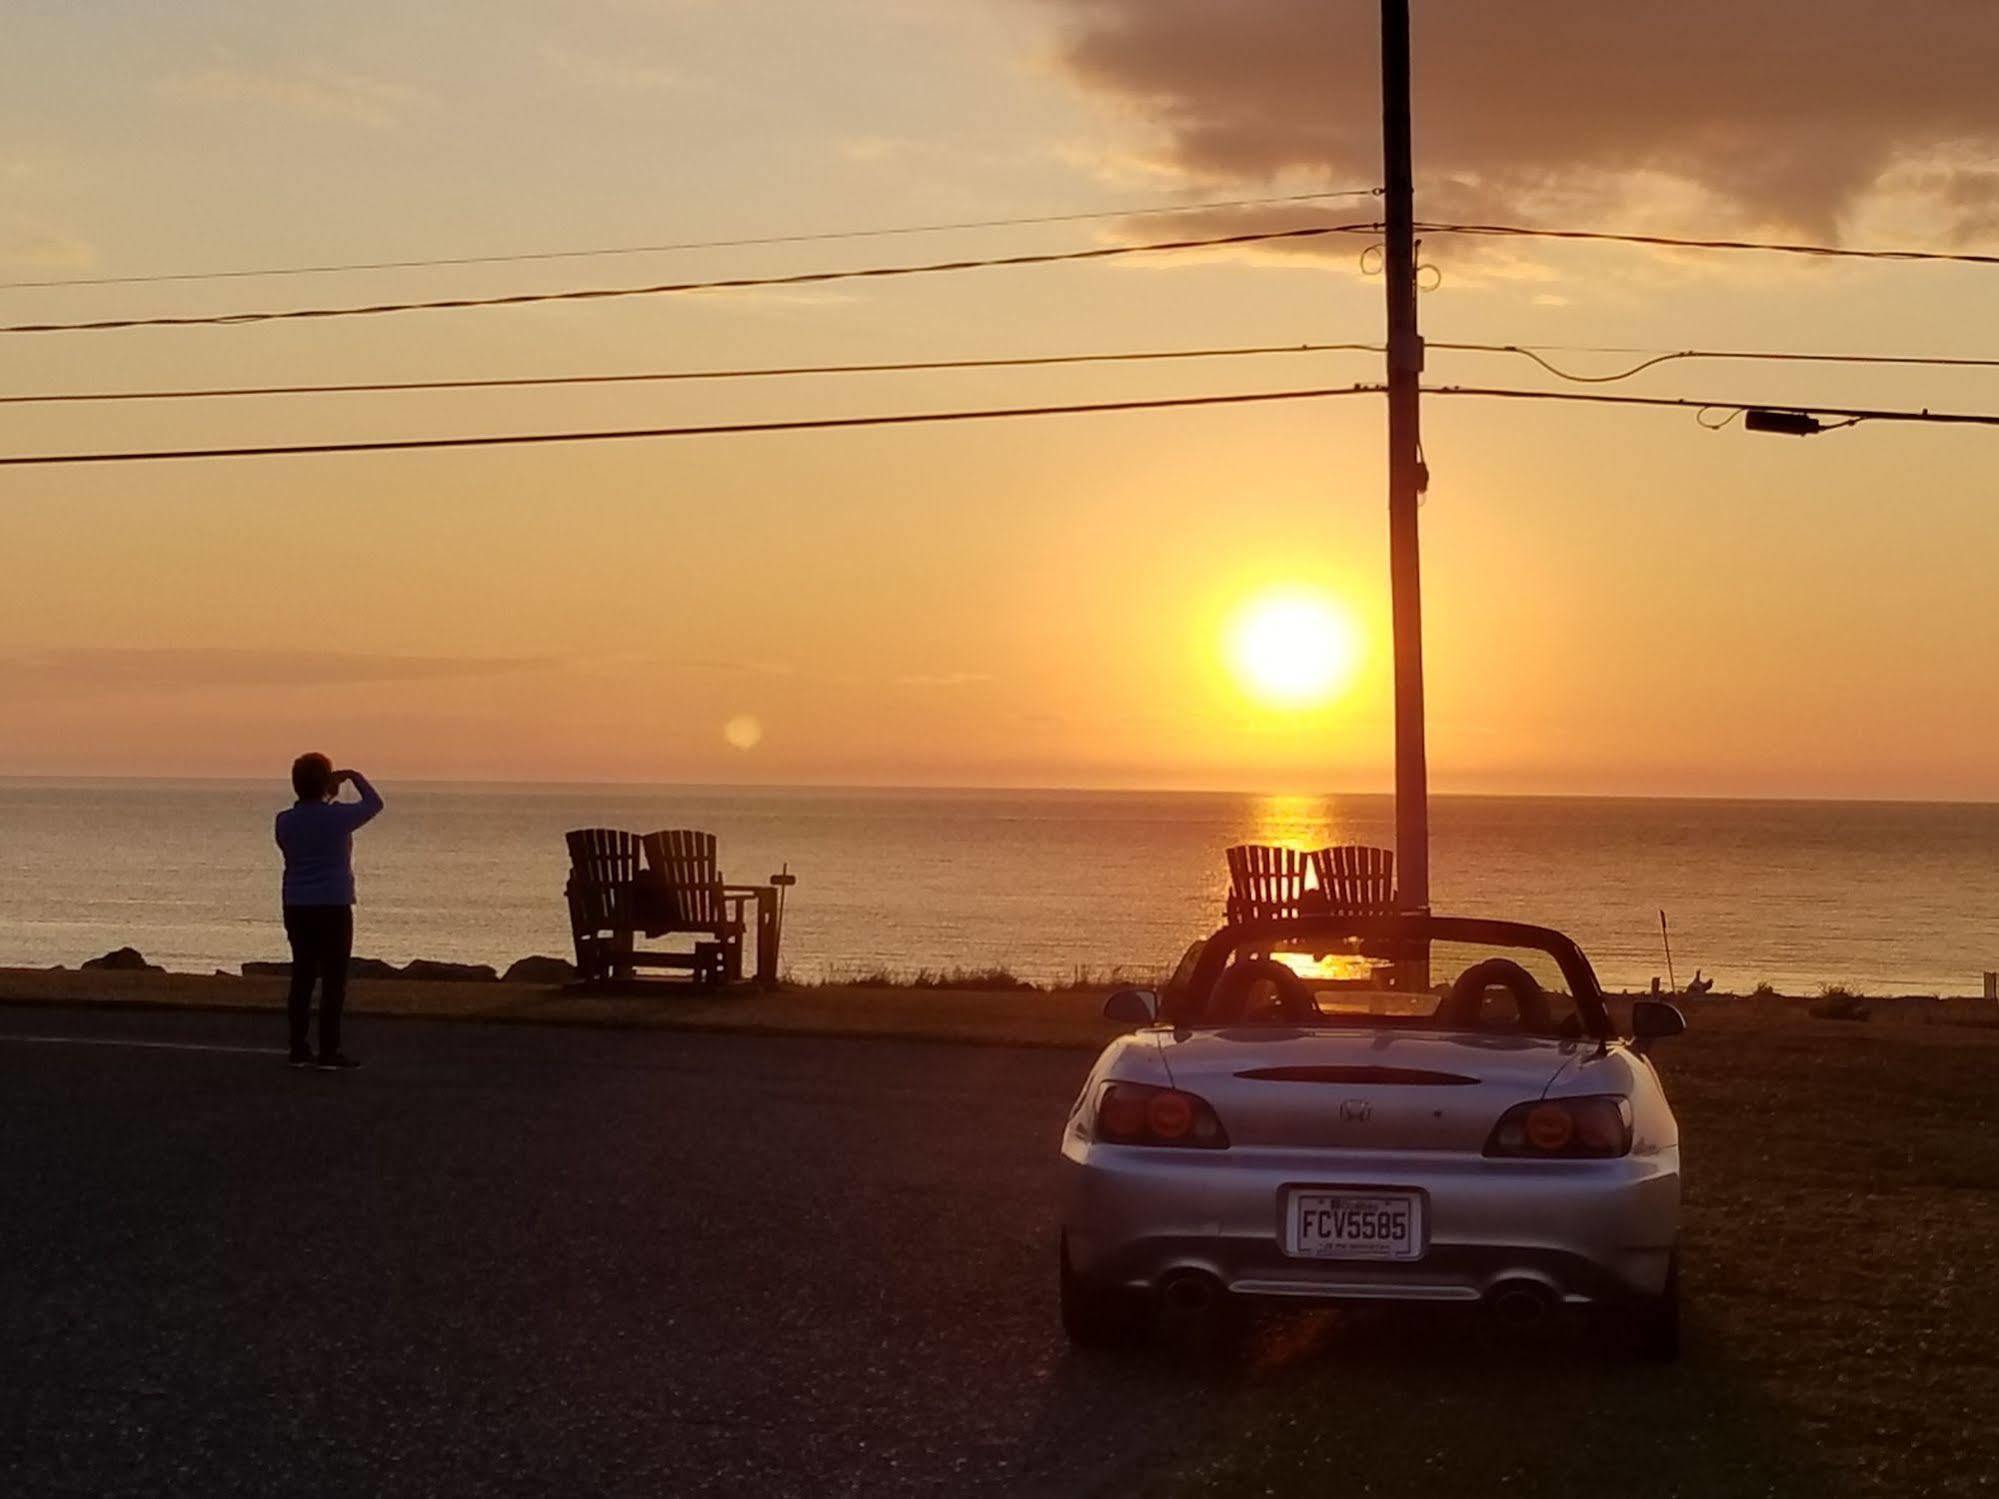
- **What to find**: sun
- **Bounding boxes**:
[1227,590,1361,708]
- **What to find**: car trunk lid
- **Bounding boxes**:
[1157,1028,1578,1153]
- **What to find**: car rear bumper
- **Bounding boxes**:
[1059,1137,1680,1305]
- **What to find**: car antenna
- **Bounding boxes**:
[1658,910,1677,995]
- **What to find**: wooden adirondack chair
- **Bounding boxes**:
[565,827,789,988]
[1311,844,1398,915]
[1225,844,1317,925]
[639,829,756,987]
[564,828,644,982]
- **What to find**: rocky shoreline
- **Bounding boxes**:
[75,946,576,986]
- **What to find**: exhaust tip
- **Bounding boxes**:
[1486,1279,1556,1331]
[1159,1268,1224,1317]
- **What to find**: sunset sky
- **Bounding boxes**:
[3,0,1997,798]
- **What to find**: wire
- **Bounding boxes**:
[0,386,1388,467]
[0,190,1382,292]
[0,342,1384,406]
[1447,343,1999,384]
[1426,386,1999,429]
[13,337,1992,404]
[10,381,1999,468]
[1451,345,1690,384]
[0,222,1384,336]
[1420,221,1999,268]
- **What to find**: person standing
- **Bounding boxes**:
[274,754,384,1070]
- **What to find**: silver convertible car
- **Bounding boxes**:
[1058,915,1686,1358]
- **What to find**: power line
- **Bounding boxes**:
[0,387,1388,466]
[1437,342,1999,385]
[0,222,1383,336]
[11,212,1993,339]
[0,342,1383,406]
[1420,221,1999,268]
[8,381,1999,469]
[1426,385,1999,429]
[11,338,1998,405]
[0,189,1382,292]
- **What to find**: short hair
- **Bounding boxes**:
[291,753,334,801]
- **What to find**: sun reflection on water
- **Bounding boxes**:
[1273,949,1377,982]
[1247,793,1351,852]
[1237,793,1386,988]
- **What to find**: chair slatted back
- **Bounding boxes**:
[565,828,641,931]
[1312,844,1398,915]
[642,829,725,928]
[1225,844,1314,924]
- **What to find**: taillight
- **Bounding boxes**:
[1485,1096,1632,1159]
[1094,1082,1229,1149]
[1525,1104,1574,1152]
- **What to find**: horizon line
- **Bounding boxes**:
[2,772,1995,810]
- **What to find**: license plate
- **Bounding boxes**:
[1285,1190,1424,1261]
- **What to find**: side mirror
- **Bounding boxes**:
[1630,999,1687,1052]
[1103,988,1159,1026]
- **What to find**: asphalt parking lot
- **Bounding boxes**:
[0,1007,1199,1498]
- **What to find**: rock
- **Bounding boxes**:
[396,959,498,983]
[242,961,289,978]
[502,955,577,985]
[82,947,161,973]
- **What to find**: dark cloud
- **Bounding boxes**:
[1039,1,1999,240]
[0,649,547,702]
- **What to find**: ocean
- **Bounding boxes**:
[1,780,1994,994]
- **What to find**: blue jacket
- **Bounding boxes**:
[275,772,384,907]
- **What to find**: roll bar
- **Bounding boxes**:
[1168,913,1613,1039]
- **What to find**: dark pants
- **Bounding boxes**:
[283,905,353,1057]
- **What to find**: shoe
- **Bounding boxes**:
[314,1053,361,1071]
[288,1051,315,1069]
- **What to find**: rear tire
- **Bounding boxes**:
[1059,1233,1146,1350]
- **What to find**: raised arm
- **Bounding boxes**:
[335,770,385,829]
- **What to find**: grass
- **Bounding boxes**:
[812,964,1044,992]
[0,965,1122,1050]
[1138,1000,1999,1498]
[801,962,1154,992]
[1811,984,1874,1021]
[1052,963,1156,992]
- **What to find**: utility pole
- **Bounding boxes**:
[1380,0,1429,914]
